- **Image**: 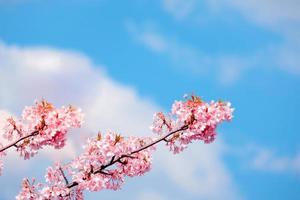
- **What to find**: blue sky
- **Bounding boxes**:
[0,0,299,199]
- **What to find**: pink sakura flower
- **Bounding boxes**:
[15,179,41,200]
[15,95,233,199]
[1,100,83,161]
[152,95,234,153]
[150,112,174,135]
[68,132,154,193]
[19,132,155,198]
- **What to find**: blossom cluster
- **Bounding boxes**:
[16,131,155,199]
[0,100,83,175]
[15,95,233,199]
[67,131,154,194]
[151,95,234,153]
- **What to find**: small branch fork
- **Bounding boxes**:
[0,130,39,153]
[65,125,189,189]
[59,167,69,185]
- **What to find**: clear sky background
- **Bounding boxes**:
[0,0,299,200]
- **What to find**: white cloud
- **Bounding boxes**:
[217,56,246,85]
[273,40,300,75]
[160,0,300,76]
[218,0,300,29]
[156,140,242,200]
[211,0,300,74]
[137,190,168,200]
[0,42,157,136]
[164,0,300,29]
[162,0,196,20]
[139,32,168,53]
[126,21,246,85]
[0,41,241,200]
[248,146,300,175]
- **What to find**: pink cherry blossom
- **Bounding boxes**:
[0,100,84,174]
[16,179,41,200]
[16,132,155,199]
[152,95,234,153]
[15,95,233,199]
[68,132,154,193]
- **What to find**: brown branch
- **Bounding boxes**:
[67,125,188,189]
[163,138,169,142]
[0,130,39,153]
[59,167,69,185]
[98,171,113,176]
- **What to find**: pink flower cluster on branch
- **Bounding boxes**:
[151,95,234,153]
[0,100,84,175]
[17,131,156,200]
[16,95,233,200]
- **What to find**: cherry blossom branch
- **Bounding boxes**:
[0,100,84,178]
[130,125,188,155]
[66,125,188,189]
[16,95,234,199]
[0,130,39,153]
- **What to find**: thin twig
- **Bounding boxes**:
[59,167,69,185]
[0,130,39,153]
[98,171,113,176]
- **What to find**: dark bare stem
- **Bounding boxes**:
[67,125,188,189]
[122,155,137,159]
[163,138,169,142]
[59,167,69,185]
[0,130,39,153]
[99,171,113,176]
[109,156,115,164]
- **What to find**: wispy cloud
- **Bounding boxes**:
[125,20,247,85]
[159,0,300,76]
[137,190,168,200]
[247,146,300,175]
[231,144,300,176]
[162,0,197,20]
[211,0,300,74]
[215,0,300,30]
[163,0,300,29]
